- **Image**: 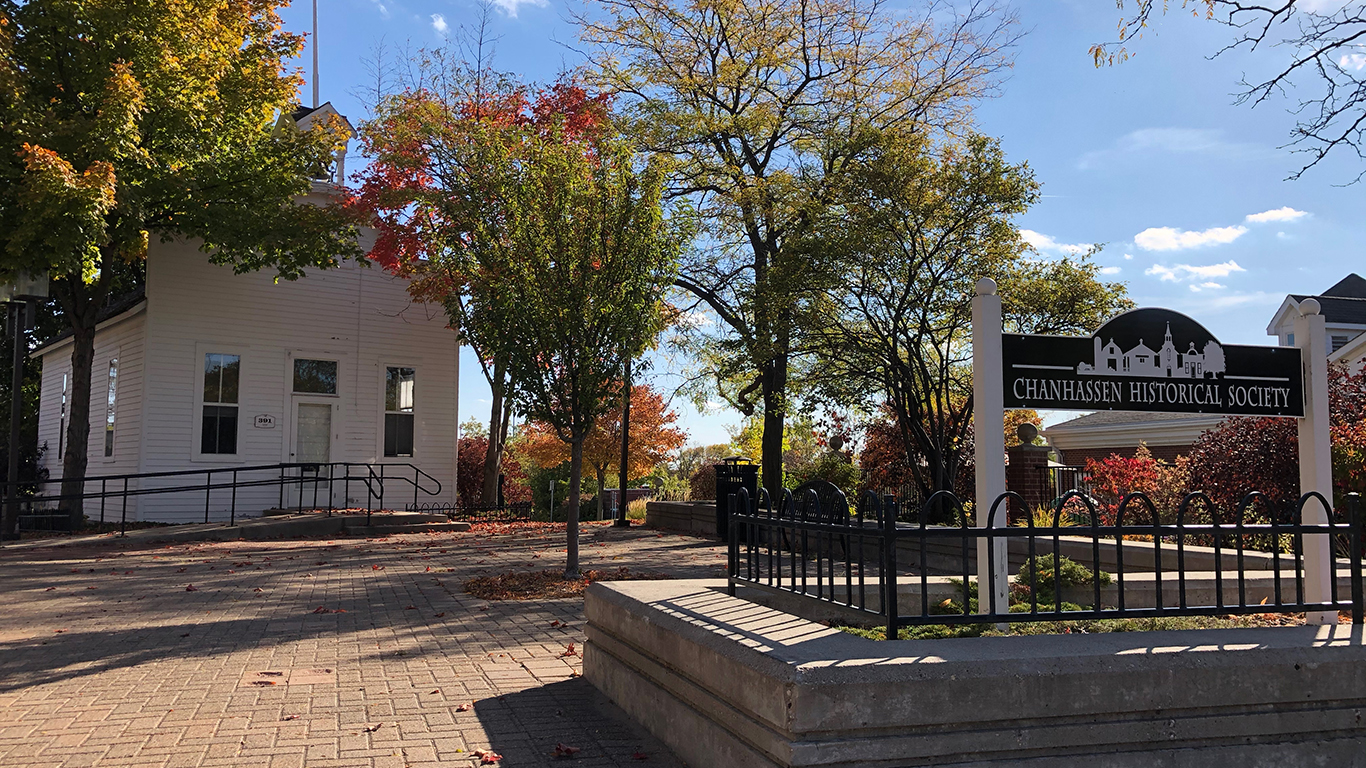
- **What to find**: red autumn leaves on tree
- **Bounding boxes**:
[347,80,612,283]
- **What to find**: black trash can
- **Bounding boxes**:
[714,457,759,541]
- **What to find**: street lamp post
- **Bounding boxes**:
[1,271,48,541]
[615,357,632,527]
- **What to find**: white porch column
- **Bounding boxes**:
[1294,298,1336,625]
[973,278,1010,616]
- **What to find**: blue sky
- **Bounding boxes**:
[280,0,1366,444]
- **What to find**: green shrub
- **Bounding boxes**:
[1016,554,1111,607]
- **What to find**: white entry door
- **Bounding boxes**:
[293,402,332,463]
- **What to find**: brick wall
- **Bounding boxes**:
[1005,445,1051,523]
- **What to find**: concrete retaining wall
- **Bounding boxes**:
[586,578,1366,767]
[645,500,717,537]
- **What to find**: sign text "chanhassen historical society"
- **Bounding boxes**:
[1002,308,1303,417]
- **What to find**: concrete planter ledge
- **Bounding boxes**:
[585,578,1366,767]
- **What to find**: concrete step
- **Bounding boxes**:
[345,522,471,535]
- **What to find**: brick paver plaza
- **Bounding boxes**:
[0,521,729,767]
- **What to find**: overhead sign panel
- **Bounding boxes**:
[1002,307,1303,417]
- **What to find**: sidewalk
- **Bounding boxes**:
[0,521,730,767]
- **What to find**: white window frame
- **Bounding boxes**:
[191,343,247,462]
[102,354,120,463]
[378,363,419,460]
[283,351,344,464]
[58,370,68,460]
[289,354,342,398]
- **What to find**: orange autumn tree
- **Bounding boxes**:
[520,384,687,519]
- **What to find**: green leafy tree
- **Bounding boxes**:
[381,84,684,575]
[577,0,1019,497]
[0,0,360,529]
[500,138,681,576]
[805,131,1128,501]
[350,64,617,510]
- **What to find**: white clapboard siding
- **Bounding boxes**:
[34,235,458,524]
[36,303,149,523]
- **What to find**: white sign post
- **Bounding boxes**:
[1294,298,1337,625]
[973,278,1010,617]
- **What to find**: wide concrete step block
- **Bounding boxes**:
[586,578,1366,767]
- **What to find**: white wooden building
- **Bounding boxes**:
[33,106,460,522]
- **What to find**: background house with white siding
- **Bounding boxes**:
[33,107,459,522]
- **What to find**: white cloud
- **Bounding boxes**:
[1343,53,1366,71]
[430,13,448,33]
[1188,282,1225,292]
[1079,128,1262,170]
[1123,253,1133,260]
[1145,260,1246,283]
[1099,266,1121,275]
[1134,225,1247,251]
[1019,229,1091,255]
[490,0,548,17]
[1245,206,1309,224]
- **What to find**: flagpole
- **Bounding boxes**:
[312,0,319,107]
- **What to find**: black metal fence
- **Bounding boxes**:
[407,501,536,523]
[727,481,1364,639]
[1040,465,1090,502]
[11,462,442,534]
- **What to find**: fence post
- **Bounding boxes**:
[1351,494,1363,626]
[230,470,238,527]
[1294,299,1336,624]
[204,470,212,524]
[727,492,738,597]
[120,477,128,537]
[972,277,1010,616]
[883,495,898,641]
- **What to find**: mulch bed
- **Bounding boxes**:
[464,567,671,601]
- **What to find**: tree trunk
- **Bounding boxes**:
[760,352,788,500]
[58,302,98,530]
[51,271,107,530]
[565,438,583,579]
[481,363,506,506]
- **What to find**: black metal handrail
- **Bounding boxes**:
[406,501,537,523]
[727,481,1364,639]
[9,461,443,535]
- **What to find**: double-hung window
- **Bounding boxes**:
[201,353,240,454]
[384,367,415,457]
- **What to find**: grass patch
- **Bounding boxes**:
[837,611,1308,640]
[464,567,671,600]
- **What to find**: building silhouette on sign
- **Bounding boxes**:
[1077,323,1225,379]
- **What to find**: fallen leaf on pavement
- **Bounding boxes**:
[475,749,503,764]
[363,723,383,733]
[281,715,299,721]
[456,703,472,712]
[551,743,581,758]
[560,643,577,658]
[185,585,198,592]
[632,751,649,760]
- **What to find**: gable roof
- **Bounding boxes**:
[34,287,147,357]
[1324,273,1366,299]
[1267,273,1366,334]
